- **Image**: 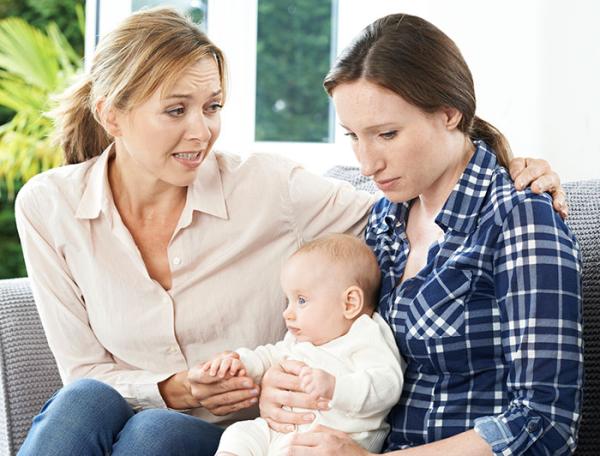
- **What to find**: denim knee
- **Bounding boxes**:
[45,378,131,421]
[113,409,223,456]
[57,378,125,408]
[18,378,134,456]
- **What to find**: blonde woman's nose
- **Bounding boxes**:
[186,113,212,143]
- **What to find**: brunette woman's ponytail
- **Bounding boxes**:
[469,116,512,168]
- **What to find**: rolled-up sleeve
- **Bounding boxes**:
[474,195,583,455]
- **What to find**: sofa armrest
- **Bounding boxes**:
[0,278,62,455]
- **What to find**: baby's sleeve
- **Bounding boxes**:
[330,314,404,418]
[236,332,296,384]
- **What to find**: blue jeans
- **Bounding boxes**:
[18,378,223,456]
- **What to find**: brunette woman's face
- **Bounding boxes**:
[332,78,459,203]
[113,57,222,187]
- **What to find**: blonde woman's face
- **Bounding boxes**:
[114,57,222,187]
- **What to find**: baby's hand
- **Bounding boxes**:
[201,351,247,379]
[298,366,336,401]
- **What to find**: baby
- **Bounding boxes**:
[208,234,404,455]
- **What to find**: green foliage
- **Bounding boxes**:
[0,3,84,279]
[0,0,85,55]
[0,199,26,278]
[255,0,332,142]
[0,9,84,199]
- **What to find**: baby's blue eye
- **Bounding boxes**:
[298,297,306,305]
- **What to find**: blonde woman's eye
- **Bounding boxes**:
[298,296,306,305]
[206,103,223,113]
[381,130,397,140]
[167,107,185,117]
[344,132,358,142]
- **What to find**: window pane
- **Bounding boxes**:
[255,0,335,142]
[132,0,208,29]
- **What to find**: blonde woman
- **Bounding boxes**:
[15,8,563,456]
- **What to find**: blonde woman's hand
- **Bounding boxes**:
[187,363,259,415]
[158,365,259,415]
[508,157,567,218]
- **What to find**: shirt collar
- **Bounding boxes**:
[75,144,113,220]
[75,145,228,222]
[373,200,411,236]
[179,150,228,228]
[435,140,497,234]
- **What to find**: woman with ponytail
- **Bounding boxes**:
[260,13,582,456]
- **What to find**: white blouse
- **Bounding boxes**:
[15,147,376,424]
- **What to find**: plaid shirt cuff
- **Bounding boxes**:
[474,412,544,455]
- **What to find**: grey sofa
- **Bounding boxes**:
[0,176,598,455]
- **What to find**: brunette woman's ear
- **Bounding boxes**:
[442,106,463,130]
[342,285,365,320]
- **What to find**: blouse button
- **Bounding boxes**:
[526,421,540,433]
[172,257,182,266]
[167,346,179,354]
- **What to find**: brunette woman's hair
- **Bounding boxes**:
[324,13,511,167]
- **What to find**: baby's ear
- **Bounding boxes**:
[343,286,364,320]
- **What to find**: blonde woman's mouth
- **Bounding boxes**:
[172,151,204,169]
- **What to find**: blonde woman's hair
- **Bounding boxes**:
[293,234,381,310]
[52,7,227,164]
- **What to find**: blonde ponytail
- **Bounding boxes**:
[51,75,112,164]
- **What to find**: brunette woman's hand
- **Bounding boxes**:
[285,425,373,456]
[508,157,568,218]
[259,360,329,433]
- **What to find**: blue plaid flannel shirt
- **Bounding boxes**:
[365,142,583,455]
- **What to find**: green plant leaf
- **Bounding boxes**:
[0,14,83,200]
[0,18,59,90]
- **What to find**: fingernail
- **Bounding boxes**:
[318,401,330,409]
[285,425,295,432]
[303,413,314,422]
[243,381,252,388]
[251,389,259,396]
[250,397,257,404]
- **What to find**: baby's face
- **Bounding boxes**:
[280,251,353,346]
